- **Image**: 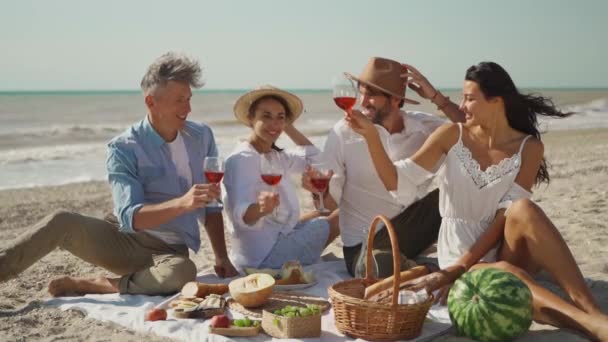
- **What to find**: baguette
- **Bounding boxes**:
[181,282,229,298]
[363,265,428,299]
[369,265,465,302]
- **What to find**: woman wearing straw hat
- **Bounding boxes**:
[223,86,340,270]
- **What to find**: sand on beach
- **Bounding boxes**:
[1,128,607,342]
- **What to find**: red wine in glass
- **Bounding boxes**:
[261,173,282,186]
[334,96,356,111]
[203,156,224,208]
[310,162,332,213]
[310,177,330,193]
[332,73,361,143]
[204,171,224,184]
[260,151,284,218]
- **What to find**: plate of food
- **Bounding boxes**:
[244,260,317,291]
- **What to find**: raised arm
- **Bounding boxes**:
[283,123,312,146]
[347,110,457,191]
[402,63,465,123]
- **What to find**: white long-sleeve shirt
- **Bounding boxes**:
[322,110,445,247]
[223,141,320,269]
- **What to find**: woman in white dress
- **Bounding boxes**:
[347,62,608,340]
[223,86,339,271]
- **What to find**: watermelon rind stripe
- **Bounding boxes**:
[448,268,533,342]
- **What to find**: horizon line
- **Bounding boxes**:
[2,86,608,93]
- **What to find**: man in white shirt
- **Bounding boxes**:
[306,57,465,277]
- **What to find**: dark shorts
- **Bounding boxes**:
[343,189,441,278]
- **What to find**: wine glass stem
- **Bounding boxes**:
[317,191,326,212]
[207,182,221,207]
[272,186,279,217]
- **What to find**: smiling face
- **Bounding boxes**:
[459,80,500,126]
[358,85,400,125]
[249,97,290,147]
[146,80,192,140]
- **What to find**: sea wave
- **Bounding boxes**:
[563,98,608,113]
[542,97,608,131]
[0,124,125,140]
[0,143,106,165]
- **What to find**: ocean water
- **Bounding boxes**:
[1,89,607,190]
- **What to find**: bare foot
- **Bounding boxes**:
[48,276,80,296]
[48,276,119,297]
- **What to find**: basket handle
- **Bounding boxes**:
[364,215,401,307]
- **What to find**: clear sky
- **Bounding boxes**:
[1,0,607,90]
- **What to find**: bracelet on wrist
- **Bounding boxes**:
[430,90,439,103]
[436,96,451,111]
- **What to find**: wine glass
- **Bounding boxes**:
[332,73,361,143]
[260,151,283,217]
[203,156,224,208]
[310,162,332,213]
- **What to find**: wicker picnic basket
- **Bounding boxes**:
[328,215,433,341]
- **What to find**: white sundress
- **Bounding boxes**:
[392,123,532,269]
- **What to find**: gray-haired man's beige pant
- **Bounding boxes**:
[0,210,196,295]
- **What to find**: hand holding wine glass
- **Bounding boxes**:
[203,156,225,208]
[257,191,279,215]
[309,162,333,213]
[344,108,376,139]
[260,151,283,217]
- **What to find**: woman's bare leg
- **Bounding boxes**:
[502,199,601,315]
[471,262,608,341]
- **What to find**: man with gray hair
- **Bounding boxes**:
[0,52,238,296]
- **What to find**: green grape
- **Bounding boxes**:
[285,312,296,318]
[299,308,312,317]
[233,319,245,327]
[273,309,282,315]
[243,317,252,327]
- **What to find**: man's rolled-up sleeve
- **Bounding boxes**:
[106,145,144,232]
[390,158,435,206]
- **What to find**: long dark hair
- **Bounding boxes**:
[248,95,294,152]
[465,62,573,185]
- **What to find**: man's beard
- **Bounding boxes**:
[370,102,392,125]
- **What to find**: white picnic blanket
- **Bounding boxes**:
[45,261,452,341]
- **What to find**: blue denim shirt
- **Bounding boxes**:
[106,116,221,252]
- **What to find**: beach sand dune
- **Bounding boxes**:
[1,129,606,341]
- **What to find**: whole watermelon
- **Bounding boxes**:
[448,268,533,342]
